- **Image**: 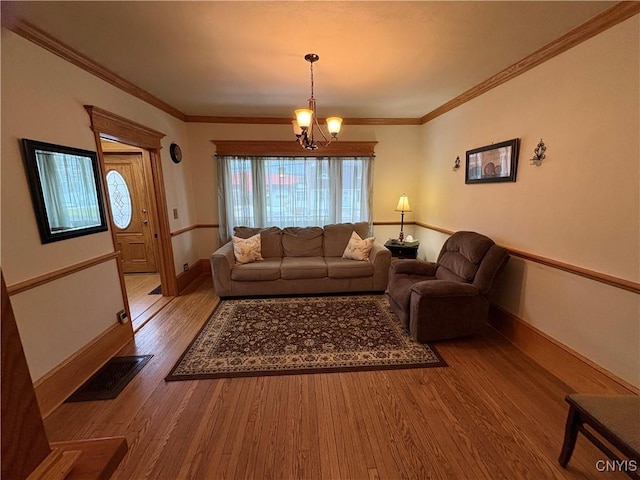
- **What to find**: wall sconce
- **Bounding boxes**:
[530,139,547,166]
[394,194,411,242]
[452,156,461,171]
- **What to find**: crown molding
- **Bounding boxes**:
[420,1,640,124]
[186,116,421,125]
[5,19,186,121]
[5,2,638,126]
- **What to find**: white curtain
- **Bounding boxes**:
[36,152,101,231]
[218,155,373,242]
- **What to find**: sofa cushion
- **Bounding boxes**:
[232,234,263,264]
[282,227,323,257]
[231,258,282,281]
[342,231,375,261]
[233,226,283,258]
[325,257,374,279]
[323,222,369,257]
[280,257,327,279]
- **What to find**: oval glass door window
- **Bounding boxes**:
[106,170,132,229]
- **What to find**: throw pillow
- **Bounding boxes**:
[232,233,264,264]
[342,231,375,261]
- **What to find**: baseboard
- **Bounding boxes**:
[488,305,638,395]
[176,259,211,294]
[33,322,133,418]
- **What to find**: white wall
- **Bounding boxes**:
[417,16,640,386]
[1,30,197,380]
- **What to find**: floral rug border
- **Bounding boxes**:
[166,295,446,381]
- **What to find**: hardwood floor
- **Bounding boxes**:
[43,279,628,479]
[123,273,170,332]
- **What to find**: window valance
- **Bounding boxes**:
[212,140,377,157]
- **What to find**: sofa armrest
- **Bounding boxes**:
[369,242,392,290]
[210,242,235,297]
[391,259,438,277]
[409,280,487,342]
[410,280,479,297]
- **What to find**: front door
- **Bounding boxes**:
[105,153,157,273]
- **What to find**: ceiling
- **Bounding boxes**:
[3,1,615,119]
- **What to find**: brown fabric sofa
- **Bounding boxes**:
[386,231,509,342]
[210,222,392,297]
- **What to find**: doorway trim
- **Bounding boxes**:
[85,105,178,300]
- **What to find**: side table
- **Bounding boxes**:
[384,240,419,259]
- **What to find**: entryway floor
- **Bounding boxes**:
[124,273,170,332]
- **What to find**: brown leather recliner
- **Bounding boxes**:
[386,231,509,342]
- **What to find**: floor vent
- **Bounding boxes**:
[66,355,153,402]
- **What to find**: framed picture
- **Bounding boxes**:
[465,138,520,184]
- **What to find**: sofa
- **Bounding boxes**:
[210,222,392,297]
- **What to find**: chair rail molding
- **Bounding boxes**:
[6,252,120,296]
[415,222,639,294]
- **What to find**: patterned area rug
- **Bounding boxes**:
[166,295,446,381]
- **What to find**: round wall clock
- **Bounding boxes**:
[170,143,182,164]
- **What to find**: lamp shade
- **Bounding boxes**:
[295,109,313,128]
[326,117,343,135]
[395,194,411,212]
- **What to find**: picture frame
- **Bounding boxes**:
[21,138,109,244]
[465,138,520,184]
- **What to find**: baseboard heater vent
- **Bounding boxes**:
[65,355,153,402]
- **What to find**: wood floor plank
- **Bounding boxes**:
[315,374,342,480]
[332,374,370,479]
[241,375,275,479]
[349,372,409,479]
[42,279,631,479]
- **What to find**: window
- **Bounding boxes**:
[105,170,133,229]
[218,155,373,241]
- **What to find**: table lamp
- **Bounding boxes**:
[395,194,411,242]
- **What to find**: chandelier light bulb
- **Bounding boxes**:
[295,109,313,128]
[326,117,343,136]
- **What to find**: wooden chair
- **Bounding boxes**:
[559,394,640,479]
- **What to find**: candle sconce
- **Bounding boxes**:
[530,139,547,166]
[452,156,461,171]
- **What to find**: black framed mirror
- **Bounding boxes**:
[21,138,108,243]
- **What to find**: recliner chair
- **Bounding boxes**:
[386,231,509,342]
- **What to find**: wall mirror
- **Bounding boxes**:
[21,138,108,243]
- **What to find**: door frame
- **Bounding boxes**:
[85,106,178,304]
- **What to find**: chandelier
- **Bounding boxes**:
[292,53,343,150]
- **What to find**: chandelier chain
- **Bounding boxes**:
[309,60,315,100]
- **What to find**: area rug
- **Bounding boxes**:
[165,295,446,381]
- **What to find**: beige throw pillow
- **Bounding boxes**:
[232,233,264,264]
[342,231,375,261]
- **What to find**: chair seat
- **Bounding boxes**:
[570,394,640,453]
[559,394,640,478]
